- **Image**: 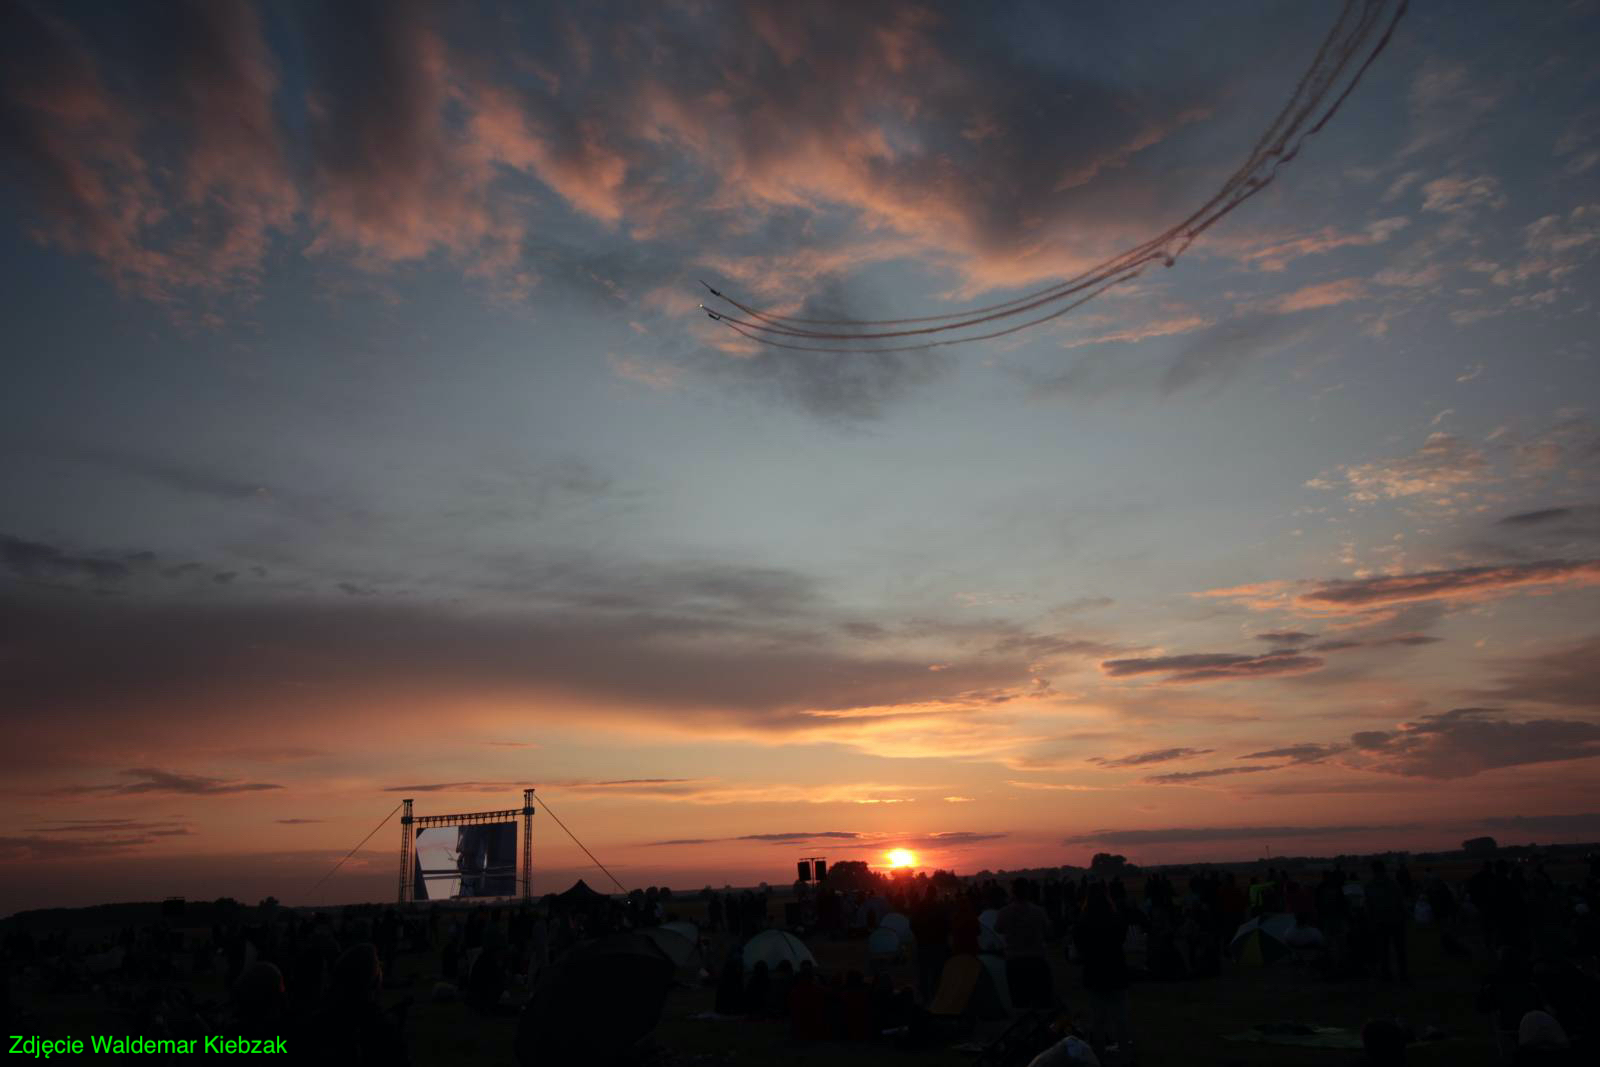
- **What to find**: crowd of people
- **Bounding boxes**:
[1,851,1596,1065]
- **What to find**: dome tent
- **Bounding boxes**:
[1230,913,1296,965]
[639,926,701,974]
[742,929,814,970]
[514,932,673,1065]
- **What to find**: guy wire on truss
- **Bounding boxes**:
[697,0,1409,353]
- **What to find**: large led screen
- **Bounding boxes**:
[413,822,518,900]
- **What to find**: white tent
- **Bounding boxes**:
[660,920,698,944]
[743,929,815,970]
[978,908,1000,929]
[879,912,914,944]
[639,926,699,971]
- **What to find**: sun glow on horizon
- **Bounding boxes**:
[887,848,917,869]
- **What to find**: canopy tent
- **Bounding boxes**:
[514,932,673,1064]
[1230,913,1296,966]
[557,879,610,907]
[743,929,815,971]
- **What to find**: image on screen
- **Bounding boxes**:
[413,821,518,900]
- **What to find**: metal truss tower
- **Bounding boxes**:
[398,798,415,904]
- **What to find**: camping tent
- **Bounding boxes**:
[1230,913,1296,965]
[929,953,1013,1021]
[743,929,815,970]
[660,920,698,944]
[879,912,914,944]
[514,932,673,1065]
[639,926,701,974]
[868,927,902,958]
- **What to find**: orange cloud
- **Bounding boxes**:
[1297,559,1600,612]
[1257,278,1368,314]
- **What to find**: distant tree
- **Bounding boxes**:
[1463,836,1498,856]
[1090,853,1130,877]
[823,860,880,894]
[929,869,961,890]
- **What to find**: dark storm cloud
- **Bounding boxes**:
[1348,707,1600,779]
[1144,765,1282,784]
[1100,649,1323,683]
[1236,743,1347,764]
[1087,746,1214,767]
[1064,823,1400,846]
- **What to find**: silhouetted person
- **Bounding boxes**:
[1366,860,1407,980]
[714,949,743,1015]
[790,963,828,1041]
[744,960,770,1017]
[1075,884,1133,1065]
[769,959,795,1019]
[468,945,508,1013]
[310,943,407,1066]
[840,970,873,1041]
[998,878,1054,1008]
[230,961,288,1039]
[911,886,951,1003]
[1478,945,1543,1061]
[952,897,981,956]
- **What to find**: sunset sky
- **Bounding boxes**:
[3,0,1598,916]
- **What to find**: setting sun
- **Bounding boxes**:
[887,849,917,869]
